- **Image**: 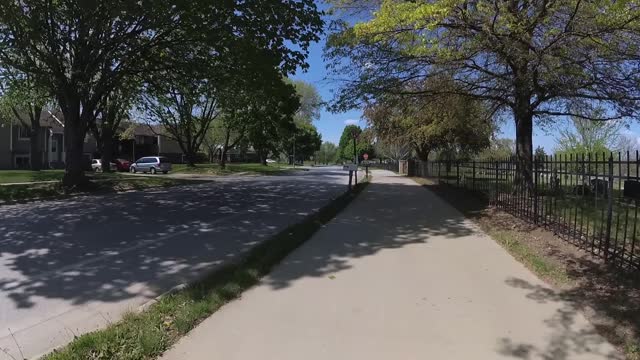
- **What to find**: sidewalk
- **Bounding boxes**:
[160,170,621,360]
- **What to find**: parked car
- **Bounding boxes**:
[266,159,277,164]
[130,156,172,174]
[114,158,131,172]
[91,159,117,172]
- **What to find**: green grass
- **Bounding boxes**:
[43,180,369,360]
[486,229,571,286]
[0,173,197,204]
[0,169,64,184]
[172,163,296,176]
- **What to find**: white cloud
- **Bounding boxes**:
[344,119,359,125]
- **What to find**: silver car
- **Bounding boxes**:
[91,159,117,172]
[130,156,172,174]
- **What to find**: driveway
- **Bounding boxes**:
[0,166,350,359]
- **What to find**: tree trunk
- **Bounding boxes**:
[219,128,231,169]
[101,127,114,172]
[514,102,534,193]
[29,120,43,171]
[415,144,431,162]
[62,115,88,187]
[258,150,267,166]
[184,146,197,167]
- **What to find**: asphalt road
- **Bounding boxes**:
[0,166,350,359]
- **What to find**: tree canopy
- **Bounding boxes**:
[0,0,323,185]
[326,0,640,188]
[363,84,493,161]
[554,116,623,155]
[337,124,374,162]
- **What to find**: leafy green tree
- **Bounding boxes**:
[534,146,547,168]
[477,138,516,161]
[142,72,222,167]
[337,125,373,162]
[0,72,50,170]
[0,0,323,186]
[89,82,139,172]
[201,115,247,167]
[535,146,547,159]
[316,142,339,164]
[554,116,622,156]
[326,0,640,190]
[245,78,300,165]
[288,79,323,124]
[280,80,323,163]
[364,84,493,161]
[284,121,322,163]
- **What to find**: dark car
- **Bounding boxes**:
[114,159,132,172]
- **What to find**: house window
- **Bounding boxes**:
[51,139,58,153]
[18,126,31,140]
[14,155,30,169]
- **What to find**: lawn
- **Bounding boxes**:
[0,169,65,184]
[172,163,297,175]
[0,172,201,204]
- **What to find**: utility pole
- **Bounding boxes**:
[352,130,358,186]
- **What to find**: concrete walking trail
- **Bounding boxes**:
[161,170,621,360]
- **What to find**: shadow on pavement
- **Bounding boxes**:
[0,169,348,311]
[499,277,623,360]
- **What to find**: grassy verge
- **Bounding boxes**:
[43,180,369,360]
[0,169,64,184]
[0,174,199,204]
[172,163,298,176]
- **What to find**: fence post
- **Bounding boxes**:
[456,161,460,187]
[495,161,499,204]
[604,154,614,262]
[533,156,539,224]
[472,161,476,191]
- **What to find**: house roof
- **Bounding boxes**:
[39,110,164,137]
[40,111,65,134]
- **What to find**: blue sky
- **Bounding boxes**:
[291,6,640,152]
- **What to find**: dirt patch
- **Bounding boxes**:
[412,177,640,359]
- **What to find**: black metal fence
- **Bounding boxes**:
[367,160,403,173]
[405,153,640,270]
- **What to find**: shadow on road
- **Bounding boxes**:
[0,169,348,310]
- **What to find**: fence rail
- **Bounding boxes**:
[401,152,640,271]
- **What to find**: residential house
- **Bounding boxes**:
[0,111,262,169]
[121,124,185,163]
[0,113,186,170]
[0,111,98,170]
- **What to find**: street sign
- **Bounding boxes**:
[343,164,358,171]
[363,153,369,160]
